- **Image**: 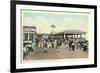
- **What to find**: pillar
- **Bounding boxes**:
[80,34,82,38]
[28,33,29,41]
[64,33,66,39]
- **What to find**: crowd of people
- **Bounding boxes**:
[23,37,88,59]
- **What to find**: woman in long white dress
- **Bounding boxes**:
[54,40,57,48]
[32,39,36,51]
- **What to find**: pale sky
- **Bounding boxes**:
[22,11,89,34]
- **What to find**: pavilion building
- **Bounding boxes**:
[49,30,86,40]
[23,26,37,42]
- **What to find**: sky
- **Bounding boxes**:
[22,10,89,34]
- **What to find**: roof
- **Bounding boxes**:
[23,26,37,32]
[37,33,49,35]
[23,26,36,29]
[64,30,86,34]
[55,30,86,34]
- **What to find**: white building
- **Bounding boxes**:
[23,26,37,42]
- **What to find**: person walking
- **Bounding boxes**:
[43,39,48,53]
[31,38,36,51]
[71,42,75,51]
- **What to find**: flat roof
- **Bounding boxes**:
[55,30,86,34]
[23,26,36,29]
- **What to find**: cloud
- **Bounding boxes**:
[23,16,33,26]
[22,13,88,33]
[33,16,51,33]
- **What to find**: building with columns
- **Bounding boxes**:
[49,30,86,40]
[23,26,37,42]
[23,25,87,41]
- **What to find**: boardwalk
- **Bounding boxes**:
[24,46,88,60]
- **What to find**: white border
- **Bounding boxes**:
[16,4,94,69]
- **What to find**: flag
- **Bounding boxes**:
[51,24,56,28]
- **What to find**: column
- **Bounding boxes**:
[74,34,76,38]
[28,33,30,41]
[77,34,78,38]
[80,34,82,38]
[64,33,66,39]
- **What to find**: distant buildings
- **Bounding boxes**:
[37,33,49,39]
[23,26,87,42]
[49,30,86,40]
